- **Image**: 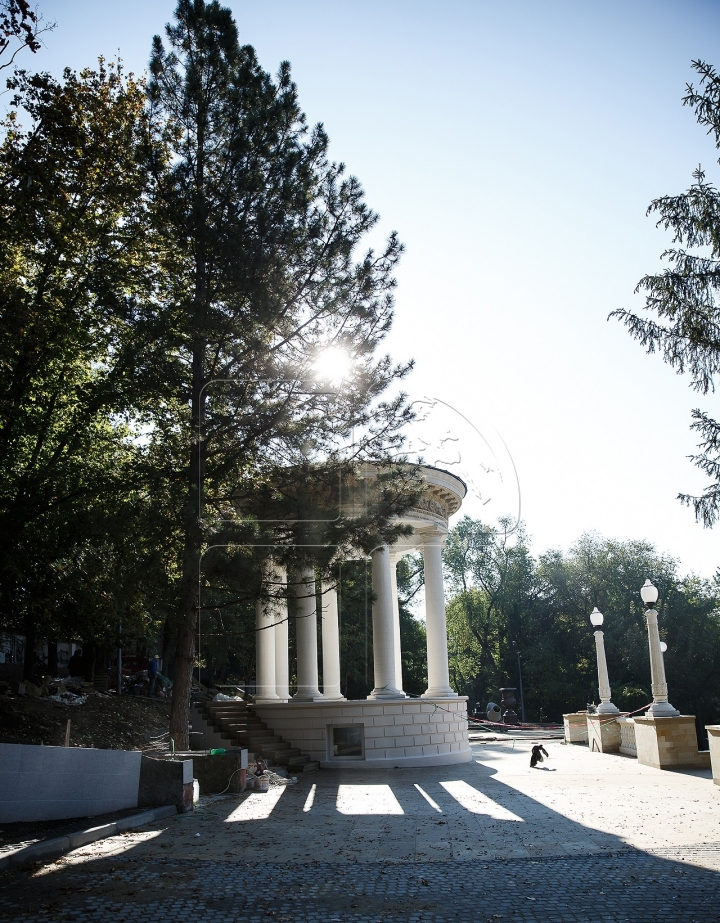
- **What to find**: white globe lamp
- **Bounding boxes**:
[641,579,659,607]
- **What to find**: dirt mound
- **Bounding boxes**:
[0,693,171,751]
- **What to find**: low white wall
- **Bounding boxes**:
[254,697,471,769]
[0,743,143,822]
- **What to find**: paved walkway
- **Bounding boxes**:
[3,739,720,921]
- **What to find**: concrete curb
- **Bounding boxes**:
[0,805,177,872]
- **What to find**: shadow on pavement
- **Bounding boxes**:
[3,741,720,922]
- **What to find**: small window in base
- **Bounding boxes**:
[331,725,364,759]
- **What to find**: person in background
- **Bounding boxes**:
[147,655,159,697]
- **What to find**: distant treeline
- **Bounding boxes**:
[443,517,720,737]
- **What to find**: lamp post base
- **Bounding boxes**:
[586,713,621,753]
[646,702,681,718]
[596,702,620,715]
[634,714,710,770]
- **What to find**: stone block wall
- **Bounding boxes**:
[254,697,471,769]
[189,751,247,795]
[563,712,588,744]
[634,715,711,770]
[587,714,621,753]
[0,744,195,822]
[138,755,194,812]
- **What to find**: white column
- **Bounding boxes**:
[368,545,404,699]
[389,552,404,695]
[645,607,680,717]
[274,564,289,702]
[321,581,345,700]
[593,630,619,715]
[293,566,323,701]
[421,533,456,698]
[254,592,279,703]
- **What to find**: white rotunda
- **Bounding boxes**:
[252,464,471,769]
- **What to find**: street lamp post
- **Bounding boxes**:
[513,641,526,723]
[640,579,680,717]
[590,607,619,715]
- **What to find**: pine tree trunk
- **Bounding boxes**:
[168,89,210,751]
[168,224,206,751]
[169,520,201,750]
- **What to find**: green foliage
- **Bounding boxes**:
[447,589,495,709]
[445,518,720,727]
[1,1,419,713]
[0,0,51,73]
[396,555,427,697]
[0,61,168,670]
[337,561,373,700]
[612,59,720,527]
[443,516,536,709]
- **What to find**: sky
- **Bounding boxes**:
[26,0,720,578]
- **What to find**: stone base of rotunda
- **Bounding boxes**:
[253,697,471,769]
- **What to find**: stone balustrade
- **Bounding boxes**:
[617,717,637,756]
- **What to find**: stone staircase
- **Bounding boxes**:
[194,700,319,773]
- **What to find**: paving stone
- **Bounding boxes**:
[3,740,720,920]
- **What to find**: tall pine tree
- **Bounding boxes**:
[148,0,415,747]
[613,60,720,528]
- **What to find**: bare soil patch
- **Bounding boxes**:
[0,694,170,751]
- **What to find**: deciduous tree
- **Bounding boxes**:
[0,61,166,675]
[0,0,53,73]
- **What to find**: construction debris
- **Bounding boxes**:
[48,692,87,706]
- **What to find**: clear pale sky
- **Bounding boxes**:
[28,0,720,577]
